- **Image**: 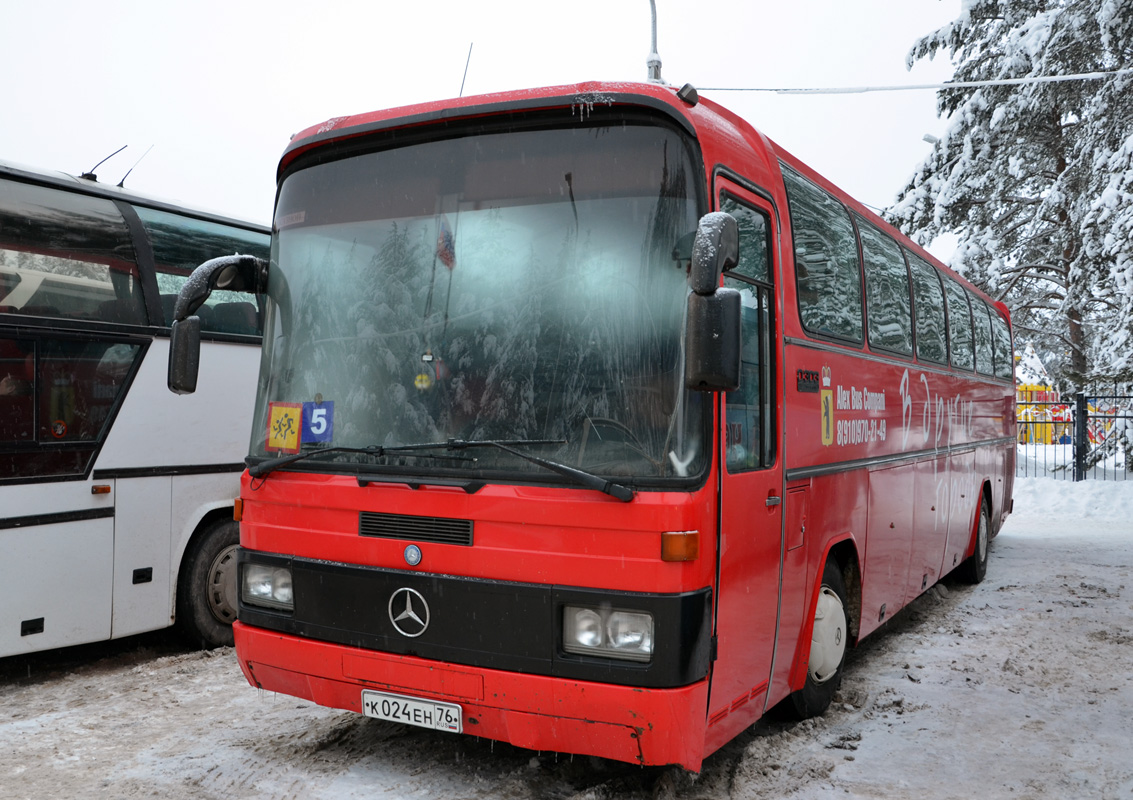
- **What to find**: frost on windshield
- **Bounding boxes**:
[253,122,705,482]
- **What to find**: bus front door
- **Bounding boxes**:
[705,183,784,749]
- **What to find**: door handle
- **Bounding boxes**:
[765,495,781,507]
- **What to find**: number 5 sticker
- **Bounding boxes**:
[302,401,334,443]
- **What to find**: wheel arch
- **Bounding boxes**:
[788,534,862,693]
[173,503,237,600]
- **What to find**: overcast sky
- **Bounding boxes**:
[1,0,959,239]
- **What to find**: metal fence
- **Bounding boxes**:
[1016,384,1132,481]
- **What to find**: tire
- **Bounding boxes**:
[781,559,849,719]
[956,496,990,585]
[176,518,239,648]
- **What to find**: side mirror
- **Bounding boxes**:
[684,212,741,392]
[168,315,201,395]
[167,254,267,395]
[689,212,738,295]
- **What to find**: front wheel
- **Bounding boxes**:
[956,496,990,584]
[781,559,849,719]
[176,518,239,648]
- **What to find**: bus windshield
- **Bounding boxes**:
[252,120,707,484]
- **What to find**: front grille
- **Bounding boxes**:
[358,511,473,546]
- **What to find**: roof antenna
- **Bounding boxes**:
[646,0,663,83]
[459,42,473,97]
[80,145,127,182]
[117,145,154,188]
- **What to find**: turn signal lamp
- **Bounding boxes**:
[661,530,699,562]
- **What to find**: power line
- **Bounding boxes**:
[699,66,1133,95]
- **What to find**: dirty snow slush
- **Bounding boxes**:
[2,477,1131,799]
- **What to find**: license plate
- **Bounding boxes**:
[361,689,462,733]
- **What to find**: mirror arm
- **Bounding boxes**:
[172,254,268,322]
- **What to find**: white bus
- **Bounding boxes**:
[0,160,269,656]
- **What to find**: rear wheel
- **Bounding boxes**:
[176,518,239,648]
[957,496,990,584]
[782,559,849,719]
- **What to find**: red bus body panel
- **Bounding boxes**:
[235,81,1015,771]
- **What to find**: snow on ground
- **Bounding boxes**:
[2,477,1132,799]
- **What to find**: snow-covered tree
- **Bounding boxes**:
[888,0,1133,386]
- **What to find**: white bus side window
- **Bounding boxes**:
[0,179,146,325]
[134,205,270,335]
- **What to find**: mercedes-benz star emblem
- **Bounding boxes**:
[404,544,422,567]
[388,587,430,638]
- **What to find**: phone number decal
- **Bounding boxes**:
[836,418,887,446]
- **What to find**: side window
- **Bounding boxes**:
[134,205,270,335]
[0,179,146,325]
[858,218,913,355]
[990,308,1013,380]
[782,168,863,342]
[0,336,33,445]
[908,254,947,364]
[0,334,142,481]
[944,278,974,371]
[721,194,773,472]
[973,297,995,375]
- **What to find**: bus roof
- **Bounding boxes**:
[0,158,269,233]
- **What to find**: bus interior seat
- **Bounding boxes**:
[160,294,177,326]
[210,301,260,335]
[16,305,61,319]
[97,298,145,325]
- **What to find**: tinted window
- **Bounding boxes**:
[858,218,912,354]
[721,195,770,284]
[721,195,773,472]
[0,179,146,325]
[783,168,862,342]
[0,334,142,481]
[944,278,974,371]
[990,308,1013,380]
[908,255,947,364]
[973,297,994,375]
[135,206,269,334]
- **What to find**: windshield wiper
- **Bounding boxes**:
[443,439,635,502]
[248,438,635,502]
[247,443,476,479]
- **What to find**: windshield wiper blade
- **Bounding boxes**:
[247,444,474,480]
[444,439,635,502]
[249,438,635,502]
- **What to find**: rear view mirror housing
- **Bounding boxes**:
[684,212,741,392]
[168,315,201,395]
[167,254,267,395]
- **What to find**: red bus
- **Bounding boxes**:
[169,81,1015,770]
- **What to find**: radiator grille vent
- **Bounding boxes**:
[359,512,473,546]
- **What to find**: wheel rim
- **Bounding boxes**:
[809,586,847,684]
[206,544,239,625]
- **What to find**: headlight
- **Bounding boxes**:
[242,563,294,611]
[563,605,653,662]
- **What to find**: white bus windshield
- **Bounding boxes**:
[254,121,707,484]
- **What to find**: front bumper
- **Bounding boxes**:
[234,622,712,770]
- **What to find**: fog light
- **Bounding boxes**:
[563,605,653,662]
[242,563,294,611]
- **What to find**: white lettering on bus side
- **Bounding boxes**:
[899,370,913,449]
